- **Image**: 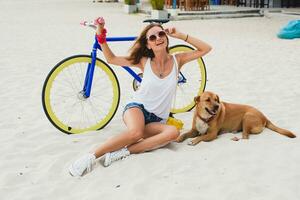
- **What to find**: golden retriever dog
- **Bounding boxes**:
[176,91,296,145]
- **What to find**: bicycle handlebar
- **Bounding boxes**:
[80,21,136,42]
[80,21,96,30]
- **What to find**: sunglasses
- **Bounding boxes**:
[147,30,167,42]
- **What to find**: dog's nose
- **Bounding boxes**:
[214,105,219,110]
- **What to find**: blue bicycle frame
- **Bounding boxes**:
[82,36,187,98]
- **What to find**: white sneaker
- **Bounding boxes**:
[69,153,96,177]
[103,148,130,167]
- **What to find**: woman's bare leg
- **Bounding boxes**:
[127,122,179,154]
[93,108,145,158]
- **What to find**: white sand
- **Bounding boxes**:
[1,0,300,199]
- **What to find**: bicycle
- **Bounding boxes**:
[42,19,207,134]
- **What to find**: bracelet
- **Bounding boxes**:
[184,34,189,42]
[96,28,107,44]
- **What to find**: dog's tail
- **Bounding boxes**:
[266,120,296,138]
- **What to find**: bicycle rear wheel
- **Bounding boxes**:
[169,45,207,114]
[42,55,120,134]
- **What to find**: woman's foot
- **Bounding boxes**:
[104,148,130,167]
[69,153,96,177]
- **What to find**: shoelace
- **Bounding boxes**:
[111,149,128,162]
[86,156,94,173]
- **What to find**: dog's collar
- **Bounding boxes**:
[197,113,214,123]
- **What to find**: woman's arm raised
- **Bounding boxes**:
[165,27,212,68]
[95,17,143,69]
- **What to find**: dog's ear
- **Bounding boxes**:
[194,96,201,103]
[216,95,220,103]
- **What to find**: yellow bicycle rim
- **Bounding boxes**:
[43,56,120,134]
[169,45,207,113]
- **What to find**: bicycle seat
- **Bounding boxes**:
[143,19,170,25]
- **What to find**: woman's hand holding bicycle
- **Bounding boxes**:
[95,17,107,44]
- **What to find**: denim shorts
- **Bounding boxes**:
[123,102,163,125]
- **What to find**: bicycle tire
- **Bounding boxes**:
[42,55,120,134]
[169,44,207,113]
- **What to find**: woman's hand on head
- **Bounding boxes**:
[165,27,183,39]
[94,17,105,35]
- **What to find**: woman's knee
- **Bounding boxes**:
[166,126,180,141]
[128,129,144,142]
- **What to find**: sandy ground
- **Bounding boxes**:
[0,0,300,199]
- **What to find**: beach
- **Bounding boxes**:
[0,0,300,199]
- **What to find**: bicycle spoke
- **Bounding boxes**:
[87,99,103,123]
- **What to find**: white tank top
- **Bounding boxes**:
[133,55,178,120]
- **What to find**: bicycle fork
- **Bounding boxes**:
[81,41,99,98]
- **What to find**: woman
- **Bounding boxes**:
[69,17,212,177]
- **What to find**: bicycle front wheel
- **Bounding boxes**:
[169,45,207,114]
[42,55,120,134]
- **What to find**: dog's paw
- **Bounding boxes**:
[176,136,184,143]
[242,135,249,139]
[188,140,196,146]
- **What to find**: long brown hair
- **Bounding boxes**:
[128,23,169,65]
